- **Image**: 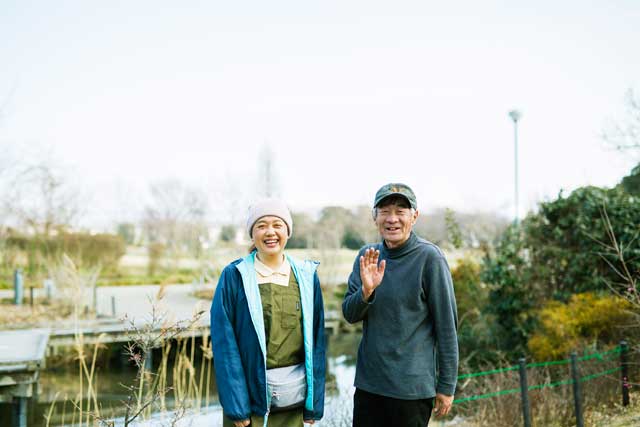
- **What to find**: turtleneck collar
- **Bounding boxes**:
[380,231,419,259]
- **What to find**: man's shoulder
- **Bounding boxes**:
[414,236,447,259]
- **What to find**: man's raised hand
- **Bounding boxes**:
[360,248,386,301]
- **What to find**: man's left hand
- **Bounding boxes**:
[433,393,453,417]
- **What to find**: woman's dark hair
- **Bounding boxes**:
[248,244,256,254]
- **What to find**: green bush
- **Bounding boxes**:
[620,162,640,196]
[341,227,365,250]
[482,185,640,356]
[481,226,537,356]
[523,186,639,300]
[452,256,502,366]
[219,224,237,242]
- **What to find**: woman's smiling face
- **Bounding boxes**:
[251,215,289,257]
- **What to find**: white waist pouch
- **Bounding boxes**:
[266,363,307,411]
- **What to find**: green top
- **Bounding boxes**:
[259,269,304,369]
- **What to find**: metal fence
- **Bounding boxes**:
[454,341,631,427]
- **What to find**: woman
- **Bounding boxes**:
[211,199,326,427]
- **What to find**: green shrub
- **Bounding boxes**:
[218,224,237,242]
[482,185,640,356]
[620,162,640,196]
[341,228,365,250]
[453,256,502,366]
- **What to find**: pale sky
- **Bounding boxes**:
[1,1,639,228]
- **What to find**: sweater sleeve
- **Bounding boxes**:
[424,255,459,396]
[210,266,252,421]
[342,250,376,323]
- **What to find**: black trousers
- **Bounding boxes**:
[353,388,434,427]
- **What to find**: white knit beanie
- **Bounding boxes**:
[246,198,293,238]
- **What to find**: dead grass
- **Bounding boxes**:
[191,287,215,300]
[582,393,640,427]
[454,354,627,427]
[0,300,75,329]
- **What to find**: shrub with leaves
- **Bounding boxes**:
[482,184,640,356]
[481,226,537,355]
[452,256,502,367]
[620,162,640,196]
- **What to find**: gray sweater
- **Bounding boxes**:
[342,231,458,399]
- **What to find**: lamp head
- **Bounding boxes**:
[508,110,522,122]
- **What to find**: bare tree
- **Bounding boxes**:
[596,206,639,310]
[414,208,508,248]
[214,171,248,225]
[3,158,82,236]
[0,146,17,227]
[143,178,209,258]
[351,205,379,244]
[314,206,351,249]
[287,211,316,248]
[0,91,19,227]
[603,88,640,154]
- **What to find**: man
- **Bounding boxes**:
[342,183,458,427]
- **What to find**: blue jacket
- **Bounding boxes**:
[210,252,326,423]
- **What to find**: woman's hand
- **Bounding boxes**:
[233,419,250,427]
[304,420,315,425]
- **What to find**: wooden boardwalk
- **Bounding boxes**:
[0,329,49,427]
[47,319,209,350]
[0,329,49,373]
[2,309,351,353]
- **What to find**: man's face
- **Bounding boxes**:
[374,198,419,249]
[251,216,289,257]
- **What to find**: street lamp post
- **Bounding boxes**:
[508,109,522,225]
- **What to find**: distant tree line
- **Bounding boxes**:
[278,206,509,251]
